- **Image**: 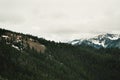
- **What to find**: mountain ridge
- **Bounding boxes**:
[70,33,120,48]
[0,28,46,53]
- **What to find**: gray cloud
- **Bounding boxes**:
[0,0,120,42]
[0,14,25,24]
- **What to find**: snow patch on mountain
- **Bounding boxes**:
[71,39,84,45]
[12,45,20,50]
[108,36,120,40]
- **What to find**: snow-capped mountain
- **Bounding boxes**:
[70,33,120,48]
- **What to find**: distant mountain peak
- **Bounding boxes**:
[94,33,120,40]
[70,33,120,48]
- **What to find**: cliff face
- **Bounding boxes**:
[27,40,46,53]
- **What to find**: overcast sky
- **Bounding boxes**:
[0,0,120,42]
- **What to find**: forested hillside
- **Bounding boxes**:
[0,28,120,80]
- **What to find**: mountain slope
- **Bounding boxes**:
[0,28,120,80]
[0,29,46,53]
[70,33,120,48]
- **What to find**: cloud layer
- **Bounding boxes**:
[0,0,120,42]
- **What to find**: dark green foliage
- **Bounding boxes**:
[0,28,120,80]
